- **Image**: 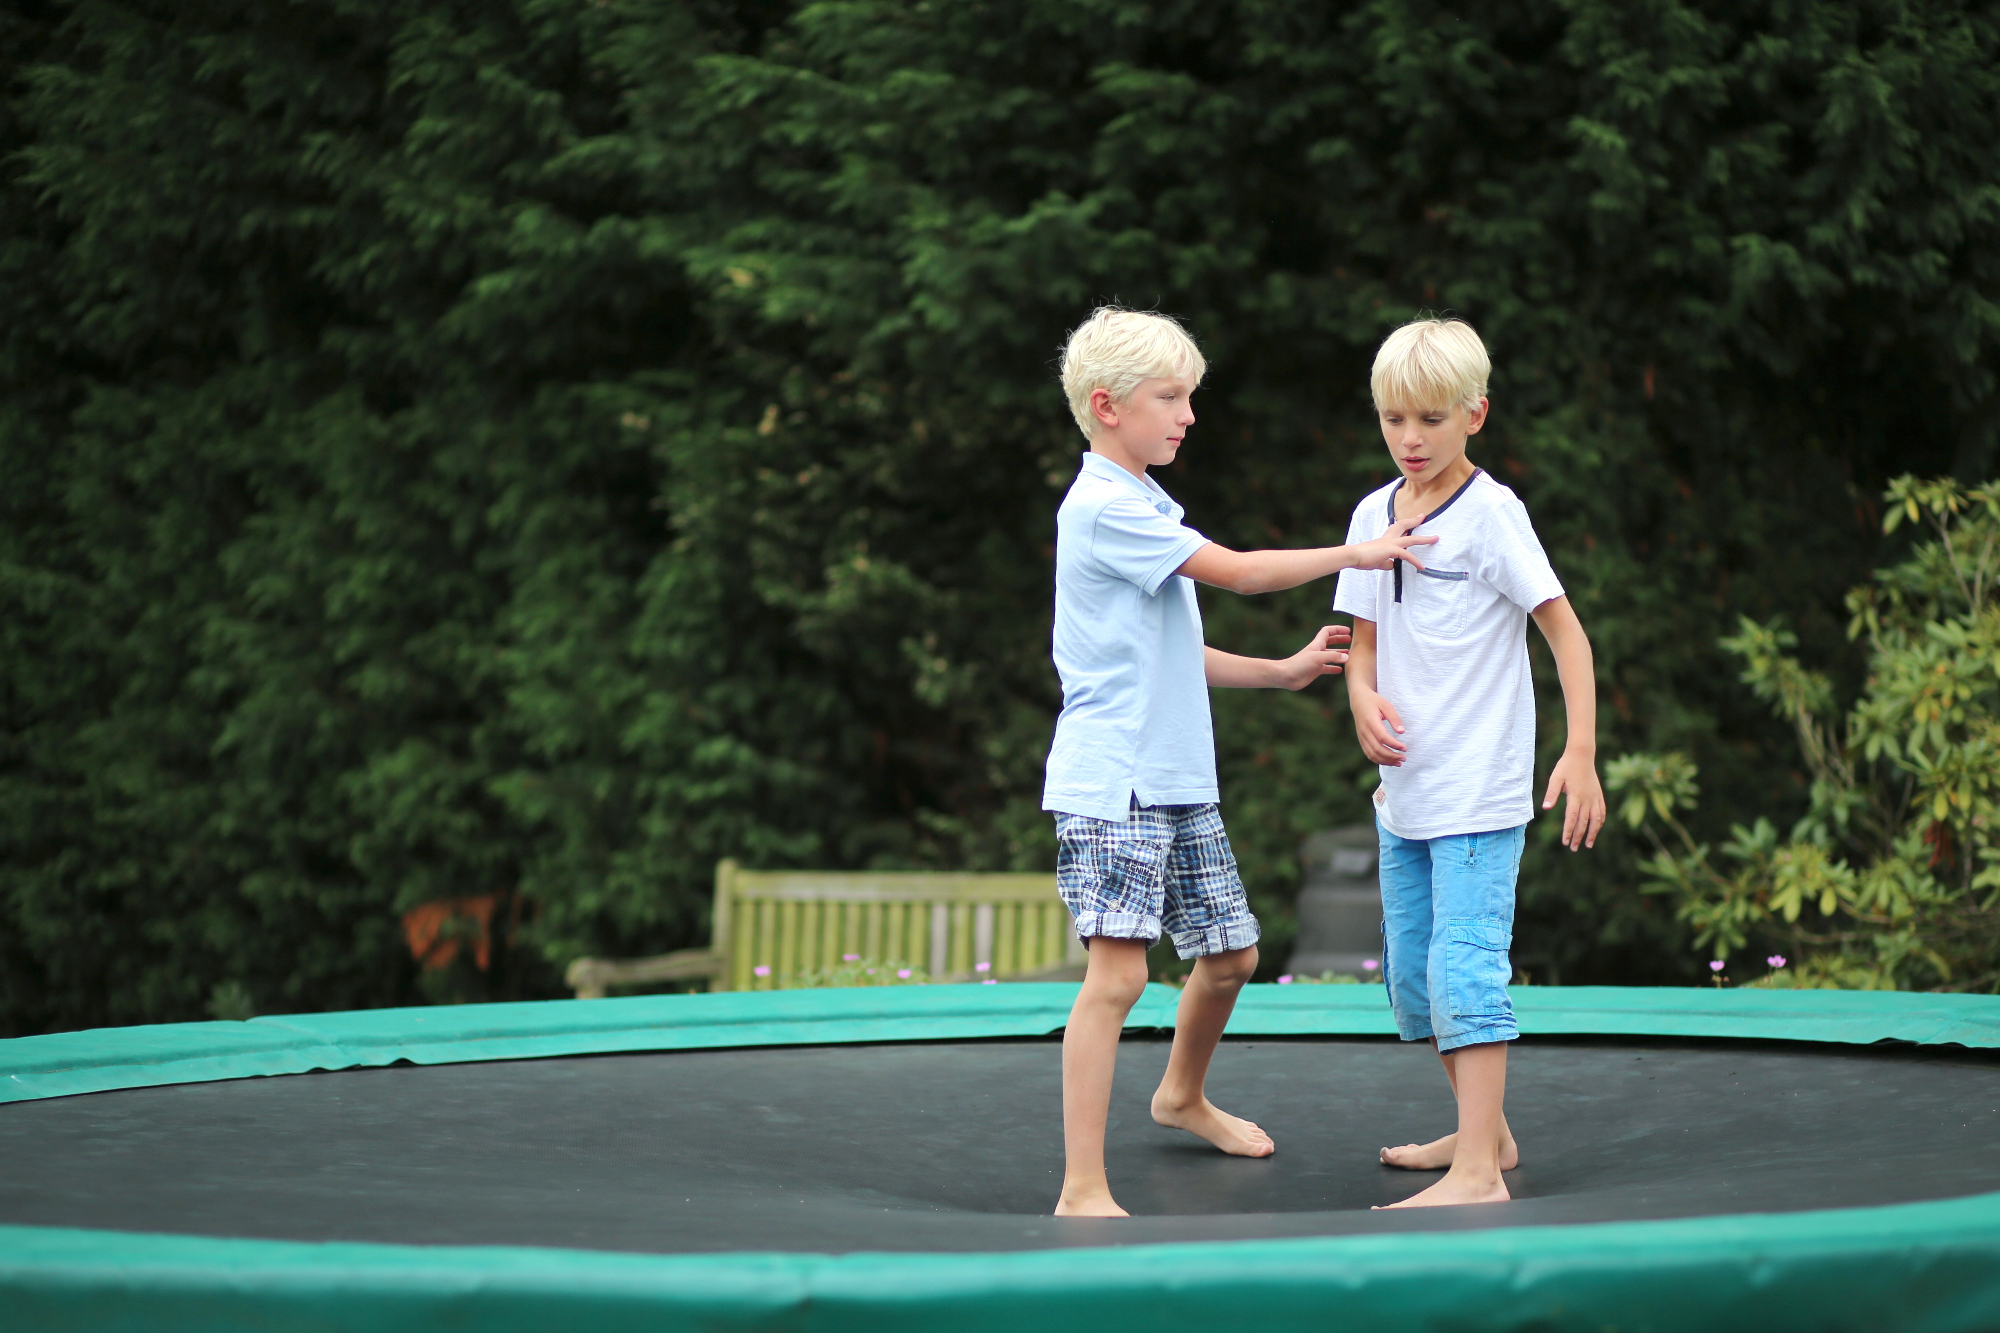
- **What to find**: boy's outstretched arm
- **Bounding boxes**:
[1530,595,1606,850]
[1204,626,1350,690]
[1177,517,1436,595]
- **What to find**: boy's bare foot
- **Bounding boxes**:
[1150,1090,1276,1157]
[1054,1185,1129,1218]
[1374,1171,1510,1209]
[1379,1130,1519,1171]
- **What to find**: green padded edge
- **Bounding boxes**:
[1235,982,2000,1048]
[0,984,1169,1104]
[7,983,2000,1105]
[5,1190,2000,1333]
[7,985,2000,1331]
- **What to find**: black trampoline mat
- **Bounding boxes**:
[5,1036,2000,1254]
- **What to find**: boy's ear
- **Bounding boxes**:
[1465,397,1490,434]
[1090,387,1121,430]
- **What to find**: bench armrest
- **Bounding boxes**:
[565,949,725,1000]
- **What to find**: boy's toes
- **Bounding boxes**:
[1162,1100,1276,1157]
[1218,1115,1274,1157]
[1380,1135,1456,1170]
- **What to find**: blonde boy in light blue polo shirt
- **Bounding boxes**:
[1048,307,1436,1218]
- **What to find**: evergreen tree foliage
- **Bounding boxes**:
[3,0,1997,1031]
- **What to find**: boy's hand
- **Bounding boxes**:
[1350,687,1408,765]
[1349,515,1438,571]
[1542,749,1606,850]
[1273,625,1351,690]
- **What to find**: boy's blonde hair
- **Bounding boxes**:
[1059,307,1207,439]
[1371,318,1490,412]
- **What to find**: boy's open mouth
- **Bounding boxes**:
[1402,455,1429,470]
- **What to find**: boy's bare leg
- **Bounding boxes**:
[1380,1040,1518,1170]
[1149,946,1274,1157]
[1379,1040,1510,1208]
[1055,938,1151,1217]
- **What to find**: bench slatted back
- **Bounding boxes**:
[713,860,1081,991]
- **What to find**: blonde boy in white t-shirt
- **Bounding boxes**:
[1332,318,1607,1209]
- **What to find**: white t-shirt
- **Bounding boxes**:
[1331,470,1565,840]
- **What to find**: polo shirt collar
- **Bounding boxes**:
[1078,450,1167,500]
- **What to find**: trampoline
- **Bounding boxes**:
[6,983,2000,1331]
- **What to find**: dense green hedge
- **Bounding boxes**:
[3,0,1997,1032]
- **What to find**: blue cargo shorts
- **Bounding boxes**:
[1055,802,1261,959]
[1377,818,1525,1052]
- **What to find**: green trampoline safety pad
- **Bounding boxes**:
[8,981,2000,1106]
[7,1189,2000,1333]
[5,983,2000,1333]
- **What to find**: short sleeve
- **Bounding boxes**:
[1478,498,1565,611]
[1090,495,1208,595]
[1331,497,1386,619]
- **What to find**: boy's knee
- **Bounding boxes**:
[1198,945,1258,989]
[1082,939,1151,1007]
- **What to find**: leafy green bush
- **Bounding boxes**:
[1610,478,2000,991]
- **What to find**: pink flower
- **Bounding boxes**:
[1709,960,1725,973]
[975,961,991,972]
[1767,955,1788,969]
[1362,958,1379,972]
[981,978,997,985]
[864,968,875,975]
[1277,974,1294,985]
[753,964,771,978]
[896,968,912,979]
[842,953,860,962]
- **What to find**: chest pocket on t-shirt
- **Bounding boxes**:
[1409,566,1472,638]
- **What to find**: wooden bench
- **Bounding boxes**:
[564,859,1085,997]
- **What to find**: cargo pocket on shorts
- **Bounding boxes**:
[1109,827,1171,908]
[1445,917,1512,1018]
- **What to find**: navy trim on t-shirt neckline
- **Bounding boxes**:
[1386,468,1482,604]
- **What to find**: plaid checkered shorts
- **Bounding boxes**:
[1054,802,1260,959]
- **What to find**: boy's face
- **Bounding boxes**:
[1376,398,1488,481]
[1090,375,1196,472]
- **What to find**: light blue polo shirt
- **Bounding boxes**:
[1043,452,1216,822]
